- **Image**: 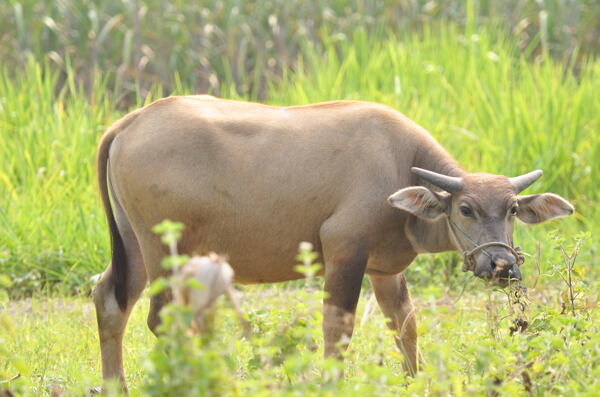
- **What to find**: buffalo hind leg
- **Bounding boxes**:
[93,202,147,391]
[369,273,419,375]
[93,262,146,391]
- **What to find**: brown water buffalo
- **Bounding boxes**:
[92,96,573,389]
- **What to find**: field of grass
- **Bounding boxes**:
[2,274,599,396]
[0,11,599,397]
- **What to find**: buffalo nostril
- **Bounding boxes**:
[493,258,509,273]
[509,266,522,281]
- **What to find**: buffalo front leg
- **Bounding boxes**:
[322,249,367,358]
[369,273,419,375]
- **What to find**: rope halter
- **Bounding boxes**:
[446,218,525,273]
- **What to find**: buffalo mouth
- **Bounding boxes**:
[471,250,522,287]
[480,269,522,288]
[473,264,522,287]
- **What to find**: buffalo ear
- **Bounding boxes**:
[388,186,449,220]
[517,193,574,224]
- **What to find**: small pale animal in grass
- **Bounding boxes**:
[173,253,249,336]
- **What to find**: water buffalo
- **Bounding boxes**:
[92,96,573,389]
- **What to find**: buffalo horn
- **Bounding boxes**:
[411,167,462,193]
[510,169,543,193]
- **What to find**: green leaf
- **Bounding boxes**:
[185,278,205,291]
[153,220,185,235]
[11,358,30,376]
[550,336,563,350]
[0,274,12,288]
[161,255,190,270]
[148,278,168,296]
[572,267,585,278]
[293,263,322,277]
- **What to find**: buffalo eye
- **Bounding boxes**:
[510,206,519,216]
[459,205,474,218]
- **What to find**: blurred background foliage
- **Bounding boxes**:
[1,0,599,104]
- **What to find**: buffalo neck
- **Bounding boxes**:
[404,215,455,254]
[411,134,466,181]
[404,132,464,254]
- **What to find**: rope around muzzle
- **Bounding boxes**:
[446,218,525,273]
[462,241,525,273]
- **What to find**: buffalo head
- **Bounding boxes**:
[388,167,574,286]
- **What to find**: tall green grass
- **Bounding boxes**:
[0,62,117,292]
[0,25,598,294]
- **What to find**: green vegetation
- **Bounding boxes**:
[1,233,598,395]
[0,0,598,395]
